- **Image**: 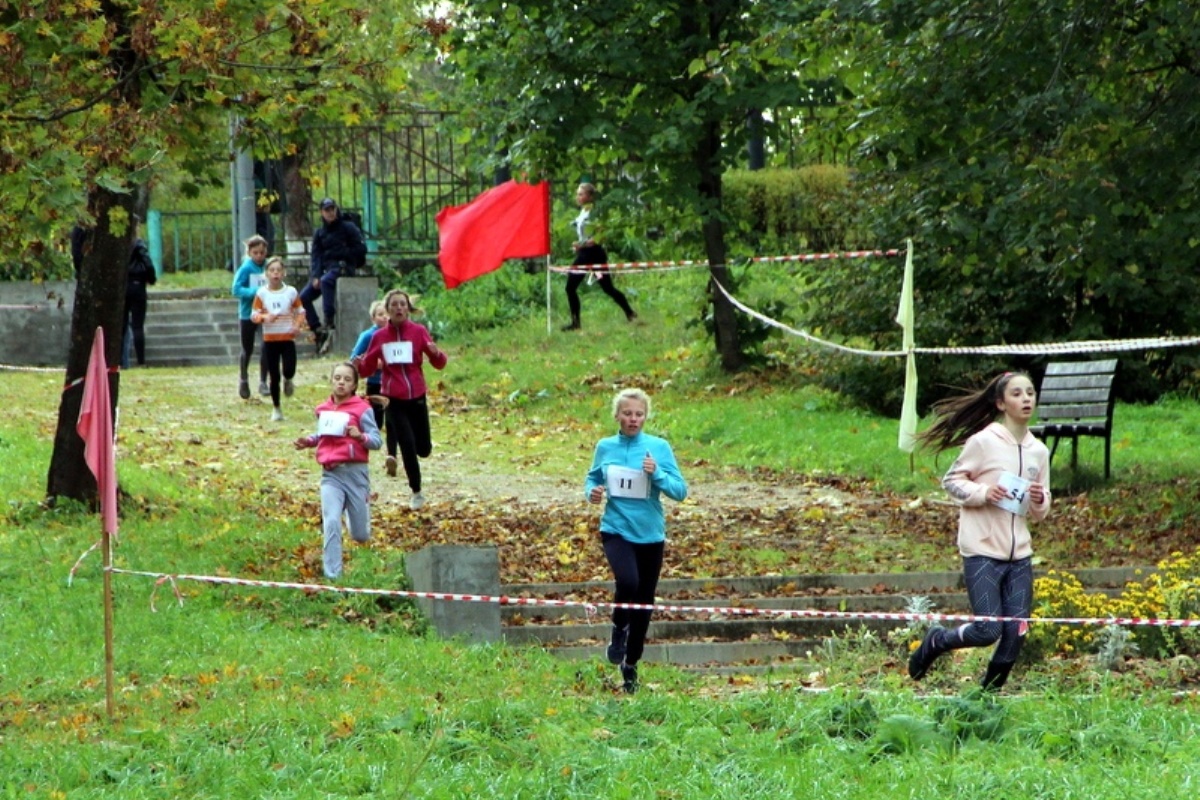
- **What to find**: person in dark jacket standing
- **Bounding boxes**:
[123,232,157,367]
[301,197,367,355]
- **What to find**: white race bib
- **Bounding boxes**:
[606,465,650,499]
[993,472,1031,516]
[317,411,351,437]
[382,341,414,365]
[249,274,267,289]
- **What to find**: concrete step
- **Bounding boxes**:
[500,567,1145,672]
[505,617,905,647]
[502,591,974,623]
[138,293,323,368]
[531,640,825,672]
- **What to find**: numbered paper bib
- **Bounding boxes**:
[317,411,351,437]
[264,294,290,315]
[606,465,650,499]
[993,471,1031,516]
[382,341,414,365]
[249,274,267,289]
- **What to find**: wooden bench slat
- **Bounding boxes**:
[1039,389,1113,404]
[1041,381,1113,393]
[1032,359,1117,479]
[1044,359,1118,376]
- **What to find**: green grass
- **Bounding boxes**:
[4,279,1200,796]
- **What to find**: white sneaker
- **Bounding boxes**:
[258,380,270,396]
[271,408,284,422]
[284,378,295,397]
[410,492,425,510]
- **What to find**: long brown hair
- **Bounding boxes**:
[916,372,1029,453]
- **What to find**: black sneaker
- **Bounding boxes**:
[908,626,944,680]
[620,661,638,694]
[317,327,335,356]
[606,624,629,665]
[238,378,250,400]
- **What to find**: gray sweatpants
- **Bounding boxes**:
[320,462,372,579]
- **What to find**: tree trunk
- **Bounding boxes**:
[46,188,141,507]
[281,149,313,244]
[695,119,743,372]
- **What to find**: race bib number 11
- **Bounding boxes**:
[606,465,649,499]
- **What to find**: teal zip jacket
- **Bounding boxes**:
[231,258,266,321]
[584,431,688,544]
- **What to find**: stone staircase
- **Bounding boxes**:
[500,567,1140,674]
[140,289,322,368]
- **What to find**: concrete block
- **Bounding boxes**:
[407,545,501,644]
[0,282,75,366]
[331,276,380,357]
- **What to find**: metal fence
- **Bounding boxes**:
[303,112,491,263]
[157,210,235,273]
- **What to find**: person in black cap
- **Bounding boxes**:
[301,197,367,355]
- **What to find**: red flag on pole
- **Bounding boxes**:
[76,327,118,536]
[436,180,551,289]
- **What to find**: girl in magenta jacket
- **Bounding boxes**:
[353,289,448,510]
[908,371,1051,691]
[294,362,382,579]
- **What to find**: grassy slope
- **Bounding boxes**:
[2,269,1200,796]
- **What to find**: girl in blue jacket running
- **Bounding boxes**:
[585,388,688,693]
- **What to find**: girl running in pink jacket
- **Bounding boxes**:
[908,371,1051,691]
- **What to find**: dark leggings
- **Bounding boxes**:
[238,319,267,383]
[946,555,1033,665]
[366,382,395,459]
[384,395,432,493]
[565,244,634,319]
[124,286,148,366]
[262,340,297,408]
[601,534,665,666]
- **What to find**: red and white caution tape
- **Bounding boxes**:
[106,567,1200,629]
[548,248,903,275]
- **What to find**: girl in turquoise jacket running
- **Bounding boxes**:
[585,388,688,693]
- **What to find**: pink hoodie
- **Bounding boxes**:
[357,319,448,401]
[303,394,377,468]
[942,422,1052,561]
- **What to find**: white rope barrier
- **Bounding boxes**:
[712,279,1200,358]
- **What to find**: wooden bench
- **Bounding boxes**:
[1030,359,1118,479]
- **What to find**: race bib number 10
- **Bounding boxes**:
[382,341,414,365]
[606,465,650,499]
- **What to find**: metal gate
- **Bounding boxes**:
[302,112,493,267]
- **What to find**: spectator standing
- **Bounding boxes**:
[123,229,157,367]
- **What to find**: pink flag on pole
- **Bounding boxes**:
[76,327,118,535]
[436,180,551,289]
